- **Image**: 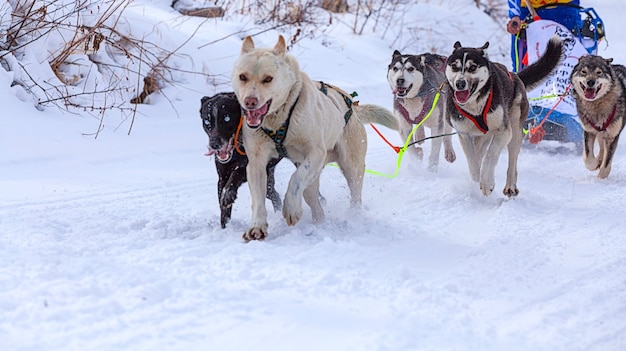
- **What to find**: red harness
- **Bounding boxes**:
[452,88,493,134]
[583,103,617,132]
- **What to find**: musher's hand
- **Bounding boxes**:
[507,16,522,35]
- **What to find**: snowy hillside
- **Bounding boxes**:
[1,1,626,350]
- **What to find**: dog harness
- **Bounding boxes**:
[451,72,515,134]
[395,80,439,125]
[583,103,617,132]
[260,82,355,158]
[452,88,493,134]
[318,81,355,125]
[261,96,299,158]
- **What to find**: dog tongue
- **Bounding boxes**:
[454,90,470,104]
[584,88,597,100]
[245,102,269,127]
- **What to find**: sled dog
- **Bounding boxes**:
[231,35,398,241]
[387,50,456,171]
[570,55,626,179]
[444,36,563,196]
[200,92,282,228]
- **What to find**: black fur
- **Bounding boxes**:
[517,36,564,91]
[200,92,282,228]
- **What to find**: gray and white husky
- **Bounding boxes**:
[444,36,563,197]
[387,50,456,171]
[571,55,626,179]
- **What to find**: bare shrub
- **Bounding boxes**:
[0,0,211,136]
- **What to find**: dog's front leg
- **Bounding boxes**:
[244,157,270,241]
[598,134,620,179]
[583,131,600,171]
[480,128,511,197]
[283,148,325,226]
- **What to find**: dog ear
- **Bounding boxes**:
[605,57,614,64]
[241,36,255,54]
[454,41,462,50]
[480,42,489,50]
[201,96,210,105]
[273,35,286,56]
[392,49,401,57]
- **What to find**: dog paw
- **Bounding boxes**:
[243,225,268,241]
[598,167,611,179]
[480,182,495,196]
[583,155,601,171]
[502,186,519,198]
[283,195,303,226]
[445,149,456,163]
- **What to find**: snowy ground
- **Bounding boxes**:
[1,1,626,350]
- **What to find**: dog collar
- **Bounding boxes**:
[452,88,493,134]
[583,103,617,132]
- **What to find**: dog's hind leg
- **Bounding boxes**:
[598,135,621,179]
[265,159,282,212]
[583,131,601,171]
[303,175,324,223]
[457,133,480,183]
[337,125,367,208]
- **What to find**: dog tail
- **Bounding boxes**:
[356,104,399,131]
[517,35,563,91]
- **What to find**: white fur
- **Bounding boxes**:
[232,35,397,240]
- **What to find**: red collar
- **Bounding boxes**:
[452,88,493,134]
[584,103,617,132]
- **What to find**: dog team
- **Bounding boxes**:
[200,34,626,241]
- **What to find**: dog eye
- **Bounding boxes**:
[263,76,273,83]
[468,65,477,73]
[595,69,603,75]
[392,67,399,72]
[407,67,414,72]
[580,69,588,75]
[203,119,209,125]
[239,74,248,82]
[224,115,231,122]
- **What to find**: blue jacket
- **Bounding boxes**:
[508,0,581,30]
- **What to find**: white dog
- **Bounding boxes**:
[231,35,398,241]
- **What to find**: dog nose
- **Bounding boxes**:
[587,79,596,87]
[396,78,405,86]
[210,139,223,150]
[455,79,467,90]
[244,96,258,109]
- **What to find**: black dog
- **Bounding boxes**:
[200,92,282,228]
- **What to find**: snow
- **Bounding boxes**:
[1,0,626,350]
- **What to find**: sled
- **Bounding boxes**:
[516,7,606,153]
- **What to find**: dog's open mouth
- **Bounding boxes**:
[454,89,471,104]
[392,84,413,97]
[582,82,602,100]
[244,100,271,128]
[205,136,235,163]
